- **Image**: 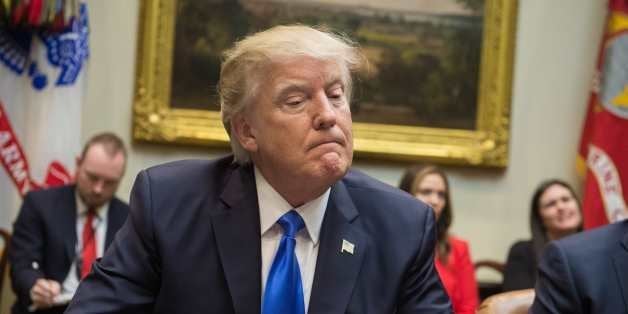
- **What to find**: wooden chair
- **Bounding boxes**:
[474,259,505,301]
[477,288,535,314]
[0,228,11,310]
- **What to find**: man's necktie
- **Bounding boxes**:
[81,209,97,279]
[262,210,306,314]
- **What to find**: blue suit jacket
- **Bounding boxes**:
[9,184,129,314]
[66,156,451,313]
[530,220,628,314]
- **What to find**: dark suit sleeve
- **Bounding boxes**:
[66,170,160,314]
[396,207,453,313]
[530,241,582,314]
[502,241,536,291]
[9,193,46,307]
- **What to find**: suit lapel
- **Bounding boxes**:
[59,186,78,263]
[308,180,366,314]
[613,223,628,313]
[211,164,262,314]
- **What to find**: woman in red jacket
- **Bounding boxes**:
[400,165,478,314]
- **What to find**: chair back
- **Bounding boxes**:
[477,288,535,314]
[474,259,505,301]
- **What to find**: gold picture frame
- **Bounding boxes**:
[133,0,517,167]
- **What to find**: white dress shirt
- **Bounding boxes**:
[58,193,109,302]
[255,167,329,313]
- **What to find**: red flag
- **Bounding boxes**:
[578,0,628,229]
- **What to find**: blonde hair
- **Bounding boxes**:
[218,24,365,164]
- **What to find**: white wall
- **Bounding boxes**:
[81,0,606,280]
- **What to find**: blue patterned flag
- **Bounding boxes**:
[0,2,88,229]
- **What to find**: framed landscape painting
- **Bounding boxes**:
[133,0,517,167]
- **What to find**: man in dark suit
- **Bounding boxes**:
[530,219,628,313]
[9,132,129,314]
[66,25,451,314]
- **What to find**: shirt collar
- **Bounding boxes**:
[255,167,329,245]
[75,190,109,219]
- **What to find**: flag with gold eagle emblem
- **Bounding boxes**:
[578,0,628,228]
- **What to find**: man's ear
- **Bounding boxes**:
[74,155,82,179]
[231,113,258,153]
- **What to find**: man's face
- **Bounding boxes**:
[234,56,353,200]
[75,144,125,208]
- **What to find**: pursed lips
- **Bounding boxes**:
[307,138,345,151]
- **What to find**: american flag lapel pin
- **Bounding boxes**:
[341,239,355,255]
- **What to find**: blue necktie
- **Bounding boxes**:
[262,210,306,314]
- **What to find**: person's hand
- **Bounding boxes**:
[29,278,61,309]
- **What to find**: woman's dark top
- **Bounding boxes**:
[502,240,537,291]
